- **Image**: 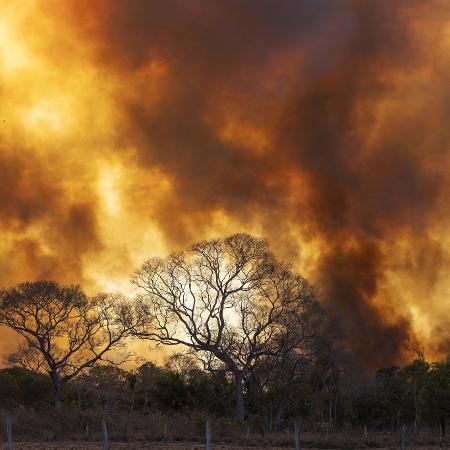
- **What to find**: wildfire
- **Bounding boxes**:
[0,0,449,368]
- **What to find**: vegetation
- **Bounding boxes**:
[0,234,448,446]
[0,355,449,445]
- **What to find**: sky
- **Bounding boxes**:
[0,0,449,370]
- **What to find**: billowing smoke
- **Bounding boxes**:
[0,0,449,368]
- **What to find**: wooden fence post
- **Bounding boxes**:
[205,418,212,450]
[102,416,109,450]
[294,420,301,450]
[6,414,13,450]
[401,424,406,450]
[85,421,90,441]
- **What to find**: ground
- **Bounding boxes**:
[0,444,447,450]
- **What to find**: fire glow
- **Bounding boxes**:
[0,0,449,369]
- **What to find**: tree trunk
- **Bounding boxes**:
[269,401,273,432]
[234,372,245,423]
[144,390,149,414]
[414,384,420,433]
[51,371,63,410]
[329,395,332,427]
[275,399,285,430]
[334,393,337,426]
[130,389,135,413]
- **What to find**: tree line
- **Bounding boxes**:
[0,233,448,434]
[0,351,449,436]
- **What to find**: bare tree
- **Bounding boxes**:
[4,341,46,373]
[131,234,323,422]
[0,281,141,409]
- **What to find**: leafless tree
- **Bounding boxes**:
[131,233,323,422]
[0,281,141,409]
[4,341,46,373]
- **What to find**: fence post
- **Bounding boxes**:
[102,416,109,450]
[364,425,367,441]
[294,420,301,450]
[401,424,406,450]
[6,414,13,450]
[163,422,168,442]
[205,418,212,450]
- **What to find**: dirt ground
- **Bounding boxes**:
[0,443,447,450]
[0,444,285,450]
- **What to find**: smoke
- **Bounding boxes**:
[0,0,449,367]
[0,144,101,284]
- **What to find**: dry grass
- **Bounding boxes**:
[1,412,448,450]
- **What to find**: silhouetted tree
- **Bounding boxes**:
[421,361,450,436]
[5,341,46,372]
[0,281,140,409]
[373,366,409,429]
[400,355,429,432]
[132,233,323,422]
[74,365,129,412]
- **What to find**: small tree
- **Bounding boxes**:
[400,355,429,432]
[4,342,46,373]
[75,365,129,412]
[132,234,323,422]
[373,366,409,429]
[421,361,450,437]
[0,281,139,409]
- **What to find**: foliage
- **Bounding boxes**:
[0,367,52,410]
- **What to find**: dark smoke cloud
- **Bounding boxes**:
[319,242,418,370]
[2,0,449,368]
[71,0,360,241]
[274,1,450,367]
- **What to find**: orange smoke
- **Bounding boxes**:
[0,0,449,369]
